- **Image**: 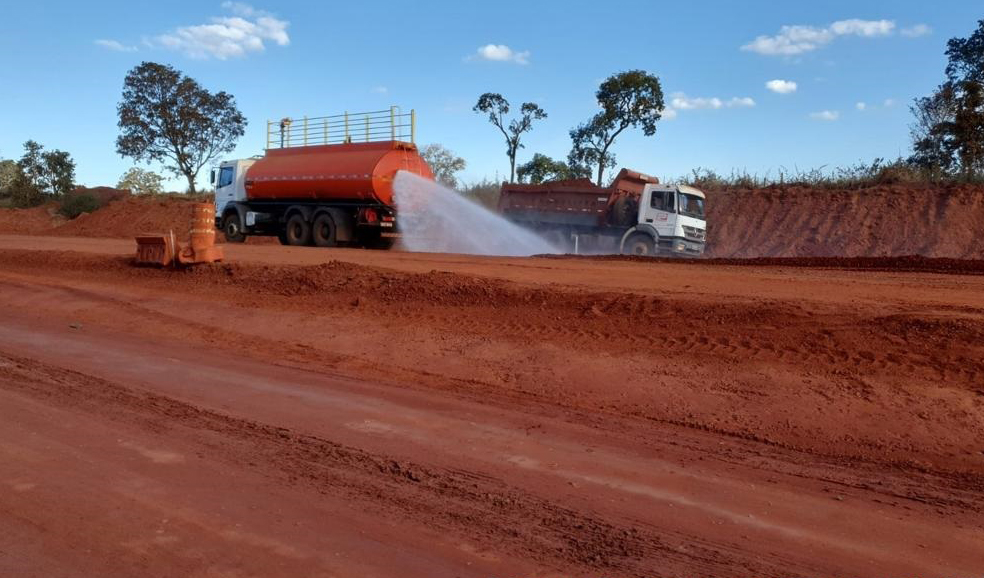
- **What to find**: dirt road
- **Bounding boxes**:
[1,235,982,577]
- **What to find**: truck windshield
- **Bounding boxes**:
[678,193,705,219]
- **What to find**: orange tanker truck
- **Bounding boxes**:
[212,107,433,248]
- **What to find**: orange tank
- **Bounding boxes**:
[244,141,434,207]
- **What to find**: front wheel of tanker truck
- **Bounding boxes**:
[222,212,246,243]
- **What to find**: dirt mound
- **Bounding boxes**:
[49,195,204,241]
[68,186,130,205]
[543,254,984,275]
[0,203,65,234]
[705,183,984,258]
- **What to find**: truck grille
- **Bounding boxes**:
[683,225,706,241]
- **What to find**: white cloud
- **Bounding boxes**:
[742,19,895,56]
[468,44,530,65]
[370,86,388,94]
[883,98,896,107]
[829,19,895,37]
[901,24,932,38]
[809,110,840,121]
[765,79,798,94]
[154,4,289,60]
[95,39,137,52]
[221,1,258,17]
[856,102,867,111]
[670,93,755,110]
[661,93,754,120]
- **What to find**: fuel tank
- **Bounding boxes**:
[244,141,434,207]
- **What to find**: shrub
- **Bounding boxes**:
[59,193,100,218]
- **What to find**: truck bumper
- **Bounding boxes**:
[666,238,705,257]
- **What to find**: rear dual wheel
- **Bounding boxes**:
[285,214,312,246]
[312,214,337,247]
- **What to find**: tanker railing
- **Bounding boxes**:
[266,106,416,149]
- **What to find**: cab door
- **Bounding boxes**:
[213,164,237,216]
[640,186,677,237]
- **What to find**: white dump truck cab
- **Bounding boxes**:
[211,159,255,225]
[620,184,707,256]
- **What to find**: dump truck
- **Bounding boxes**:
[212,107,433,248]
[499,169,707,256]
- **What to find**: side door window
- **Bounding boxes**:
[650,190,665,211]
[665,191,675,213]
[218,166,234,188]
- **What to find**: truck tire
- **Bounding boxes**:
[285,214,312,246]
[222,213,246,243]
[623,232,656,256]
[312,213,337,247]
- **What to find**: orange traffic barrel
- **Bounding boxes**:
[190,203,216,252]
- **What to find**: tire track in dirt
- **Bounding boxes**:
[0,352,821,578]
[1,249,983,477]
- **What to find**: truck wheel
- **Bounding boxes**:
[623,233,656,256]
[285,214,312,246]
[222,213,246,243]
[277,231,290,245]
[311,213,337,247]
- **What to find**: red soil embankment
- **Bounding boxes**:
[0,204,65,234]
[50,195,206,241]
[3,184,983,258]
[705,183,984,258]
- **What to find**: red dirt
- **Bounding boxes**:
[0,203,64,233]
[705,183,984,258]
[2,183,983,258]
[1,238,983,577]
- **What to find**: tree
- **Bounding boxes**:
[909,21,984,178]
[117,167,165,195]
[909,84,959,173]
[473,93,546,183]
[7,140,76,206]
[945,19,984,84]
[116,62,246,193]
[0,159,20,196]
[516,153,589,184]
[420,144,467,189]
[569,70,664,185]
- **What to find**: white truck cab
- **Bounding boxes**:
[211,159,255,222]
[620,183,707,256]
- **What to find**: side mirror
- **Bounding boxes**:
[210,170,216,185]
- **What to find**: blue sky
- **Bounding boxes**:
[0,1,980,189]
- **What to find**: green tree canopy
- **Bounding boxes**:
[0,159,20,196]
[517,153,589,184]
[116,62,246,193]
[117,167,165,195]
[7,140,76,207]
[420,143,467,189]
[910,20,984,178]
[569,70,664,185]
[473,93,546,183]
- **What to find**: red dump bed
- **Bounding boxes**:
[244,141,433,207]
[498,169,658,227]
